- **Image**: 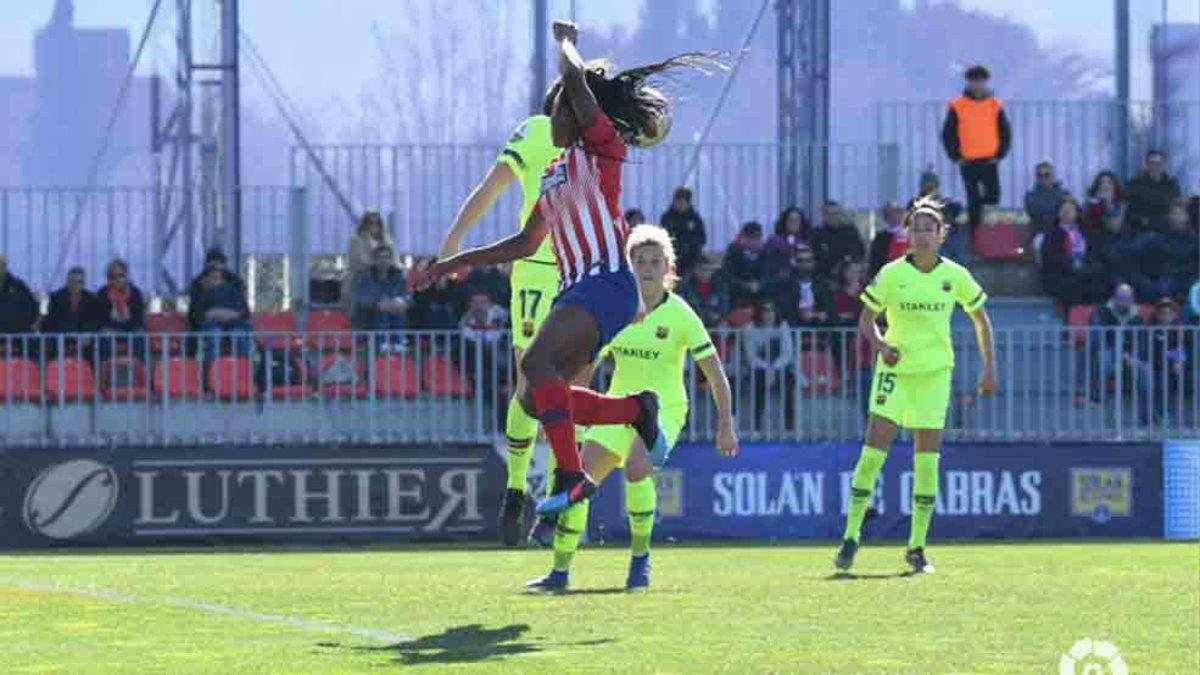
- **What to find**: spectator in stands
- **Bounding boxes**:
[624,208,646,227]
[763,206,811,279]
[1087,283,1151,422]
[765,244,828,327]
[1024,161,1070,231]
[1132,199,1199,302]
[1125,150,1181,232]
[0,253,40,354]
[741,299,795,431]
[44,266,103,359]
[910,169,964,259]
[722,221,766,307]
[810,200,865,280]
[188,249,253,356]
[1190,195,1199,233]
[464,264,511,308]
[941,63,1011,238]
[1039,198,1106,312]
[96,258,146,359]
[353,244,410,351]
[1146,297,1190,424]
[347,210,394,310]
[409,257,465,329]
[868,200,908,279]
[826,260,867,326]
[460,290,508,401]
[1185,280,1200,325]
[1083,170,1125,235]
[1085,211,1137,298]
[679,255,729,328]
[659,187,706,276]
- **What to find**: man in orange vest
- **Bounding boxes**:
[941,64,1012,241]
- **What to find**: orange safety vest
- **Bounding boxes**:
[949,96,1003,161]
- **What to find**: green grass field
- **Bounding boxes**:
[2,541,1197,673]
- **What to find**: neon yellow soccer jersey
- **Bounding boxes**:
[600,291,717,412]
[494,115,561,264]
[860,255,987,375]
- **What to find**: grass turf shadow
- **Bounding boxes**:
[824,571,916,581]
[320,623,612,665]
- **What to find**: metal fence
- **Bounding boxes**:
[1,325,1195,448]
[0,186,301,295]
[877,99,1200,209]
[288,142,900,256]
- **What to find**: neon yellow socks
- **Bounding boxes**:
[909,452,940,549]
[843,446,887,542]
[552,499,589,571]
[626,477,657,556]
[505,396,538,491]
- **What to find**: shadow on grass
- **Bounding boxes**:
[824,571,915,581]
[318,623,613,666]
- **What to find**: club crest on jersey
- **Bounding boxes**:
[942,281,952,293]
[540,163,568,194]
[522,320,535,338]
[656,326,669,340]
[875,395,887,405]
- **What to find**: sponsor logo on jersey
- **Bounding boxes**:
[898,301,950,312]
[612,346,661,360]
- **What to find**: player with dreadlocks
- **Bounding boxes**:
[834,195,998,574]
[417,20,719,516]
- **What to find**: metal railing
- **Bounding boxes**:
[877,99,1200,209]
[1,325,1195,448]
[288,142,901,256]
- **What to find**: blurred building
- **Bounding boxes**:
[1152,22,1200,189]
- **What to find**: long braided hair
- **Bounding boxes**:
[543,53,724,148]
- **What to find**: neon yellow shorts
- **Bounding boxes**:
[867,364,952,430]
[582,406,687,467]
[510,258,560,350]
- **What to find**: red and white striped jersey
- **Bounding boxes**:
[535,111,629,290]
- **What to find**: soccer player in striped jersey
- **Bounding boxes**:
[526,224,738,592]
[835,196,998,574]
[418,21,717,516]
[436,115,563,546]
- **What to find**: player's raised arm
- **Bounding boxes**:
[417,211,548,290]
[969,306,998,395]
[552,21,599,130]
[438,162,517,259]
[696,353,739,457]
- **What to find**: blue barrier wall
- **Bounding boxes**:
[589,443,1163,541]
[1,445,504,548]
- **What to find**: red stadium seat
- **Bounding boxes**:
[374,354,420,399]
[45,358,96,403]
[423,355,472,397]
[317,353,366,398]
[100,358,148,402]
[252,311,301,349]
[0,359,41,402]
[305,309,354,352]
[146,311,189,354]
[973,221,1027,261]
[259,351,312,400]
[800,350,840,393]
[153,357,203,399]
[209,356,256,400]
[1067,304,1098,346]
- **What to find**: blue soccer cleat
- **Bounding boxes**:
[625,553,651,591]
[535,472,596,517]
[632,391,671,467]
[524,569,569,593]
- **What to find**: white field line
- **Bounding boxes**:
[2,579,409,644]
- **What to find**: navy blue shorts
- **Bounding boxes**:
[553,268,639,358]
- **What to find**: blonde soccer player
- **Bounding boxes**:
[526,224,739,592]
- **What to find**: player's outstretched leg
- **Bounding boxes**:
[625,475,657,590]
[525,498,589,592]
[501,397,538,546]
[527,467,560,548]
[906,450,940,573]
[835,445,888,570]
[569,388,666,464]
